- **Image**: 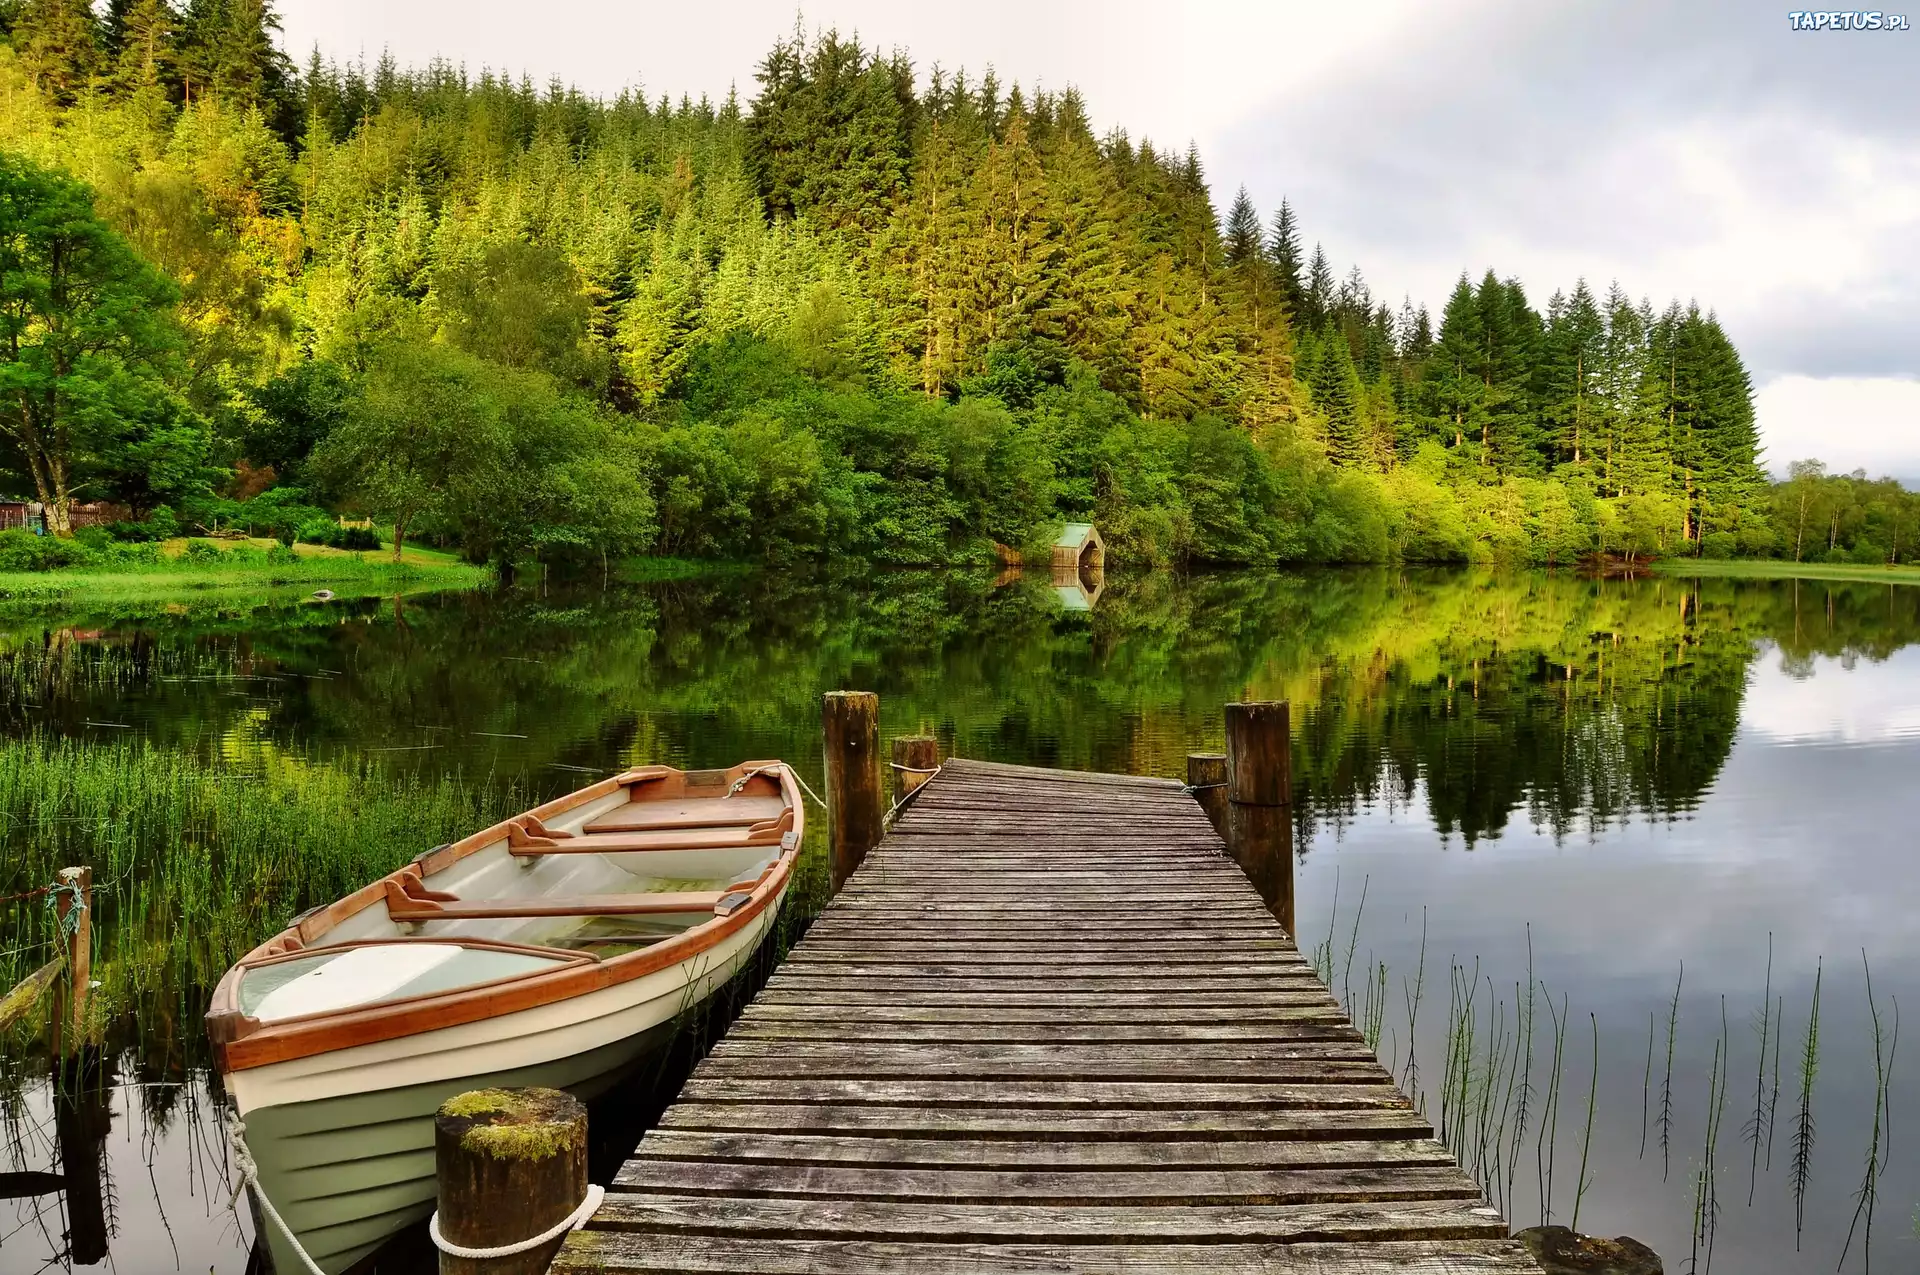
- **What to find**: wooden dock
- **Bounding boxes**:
[555,758,1541,1274]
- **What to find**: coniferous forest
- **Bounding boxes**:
[1,1,1915,568]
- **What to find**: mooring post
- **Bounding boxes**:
[1224,702,1295,936]
[891,735,939,804]
[53,866,91,1054]
[434,1087,588,1275]
[823,691,883,892]
[1186,753,1228,838]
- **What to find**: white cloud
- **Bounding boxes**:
[1754,375,1920,480]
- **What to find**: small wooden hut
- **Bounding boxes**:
[1050,523,1104,574]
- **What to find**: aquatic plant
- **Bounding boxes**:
[1839,952,1897,1272]
[1793,959,1823,1249]
[1572,1012,1599,1232]
[1744,934,1774,1205]
[1662,961,1684,1180]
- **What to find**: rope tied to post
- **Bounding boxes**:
[883,762,942,828]
[428,1183,606,1261]
[44,879,86,942]
[727,762,829,811]
[1181,782,1227,795]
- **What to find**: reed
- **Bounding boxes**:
[1792,958,1823,1249]
[1536,988,1569,1223]
[1399,908,1428,1107]
[1744,934,1774,1206]
[1340,874,1369,1009]
[1641,1009,1656,1159]
[1504,929,1537,1211]
[1572,1011,1599,1232]
[1704,996,1730,1269]
[1662,961,1684,1181]
[1838,951,1897,1272]
[0,735,521,1063]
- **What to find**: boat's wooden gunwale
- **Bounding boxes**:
[207,762,801,1075]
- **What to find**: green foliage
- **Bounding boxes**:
[0,528,93,570]
[0,18,1816,569]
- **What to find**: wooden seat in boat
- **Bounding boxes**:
[586,793,786,833]
[505,810,793,856]
[382,877,725,923]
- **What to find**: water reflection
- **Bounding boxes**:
[1,566,1916,1273]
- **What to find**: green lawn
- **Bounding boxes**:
[1654,558,1920,586]
[0,538,490,601]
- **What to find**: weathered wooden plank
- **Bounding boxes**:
[738,1004,1352,1025]
[751,991,1342,1011]
[723,1020,1369,1045]
[677,1079,1407,1110]
[609,1161,1483,1206]
[769,961,1319,979]
[695,1052,1387,1083]
[657,1103,1435,1140]
[703,1041,1381,1069]
[577,1194,1506,1243]
[553,1235,1540,1275]
[625,1131,1456,1171]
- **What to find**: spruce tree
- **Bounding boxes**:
[1542,278,1603,470]
[1223,186,1262,268]
[1266,198,1304,322]
[1309,325,1367,467]
[107,0,177,94]
[13,0,102,103]
[1302,242,1334,332]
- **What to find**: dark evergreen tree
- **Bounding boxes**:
[1266,198,1303,321]
[13,0,100,102]
[1541,278,1604,468]
[1309,325,1366,467]
[1222,186,1262,268]
[1302,242,1334,332]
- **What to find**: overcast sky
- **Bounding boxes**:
[279,0,1920,481]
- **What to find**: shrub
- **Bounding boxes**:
[1849,540,1885,566]
[0,529,96,571]
[1699,531,1737,560]
[1823,546,1851,564]
[181,540,223,563]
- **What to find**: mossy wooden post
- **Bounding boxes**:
[1186,753,1228,838]
[434,1087,587,1275]
[1225,702,1295,936]
[53,866,91,1054]
[823,691,882,893]
[891,735,939,804]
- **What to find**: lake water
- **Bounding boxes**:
[1,567,1915,1273]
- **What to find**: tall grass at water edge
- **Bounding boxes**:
[1309,872,1908,1273]
[0,736,523,1059]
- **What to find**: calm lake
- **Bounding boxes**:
[1,566,1915,1273]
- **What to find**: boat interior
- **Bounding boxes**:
[221,763,801,1029]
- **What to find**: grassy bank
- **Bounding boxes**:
[0,537,490,601]
[1654,558,1920,586]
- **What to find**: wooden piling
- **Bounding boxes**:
[823,691,883,892]
[891,735,939,804]
[1224,702,1295,935]
[1186,752,1228,837]
[434,1087,588,1275]
[53,866,91,1053]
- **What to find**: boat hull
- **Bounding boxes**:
[234,885,784,1275]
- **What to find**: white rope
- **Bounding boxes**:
[224,1111,330,1275]
[884,763,943,827]
[428,1183,605,1259]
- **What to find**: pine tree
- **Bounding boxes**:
[106,0,177,94]
[1542,278,1604,470]
[1309,325,1367,467]
[1302,242,1334,332]
[1223,187,1262,268]
[14,0,102,103]
[1425,274,1483,448]
[1266,198,1304,322]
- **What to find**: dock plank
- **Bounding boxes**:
[561,759,1536,1275]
